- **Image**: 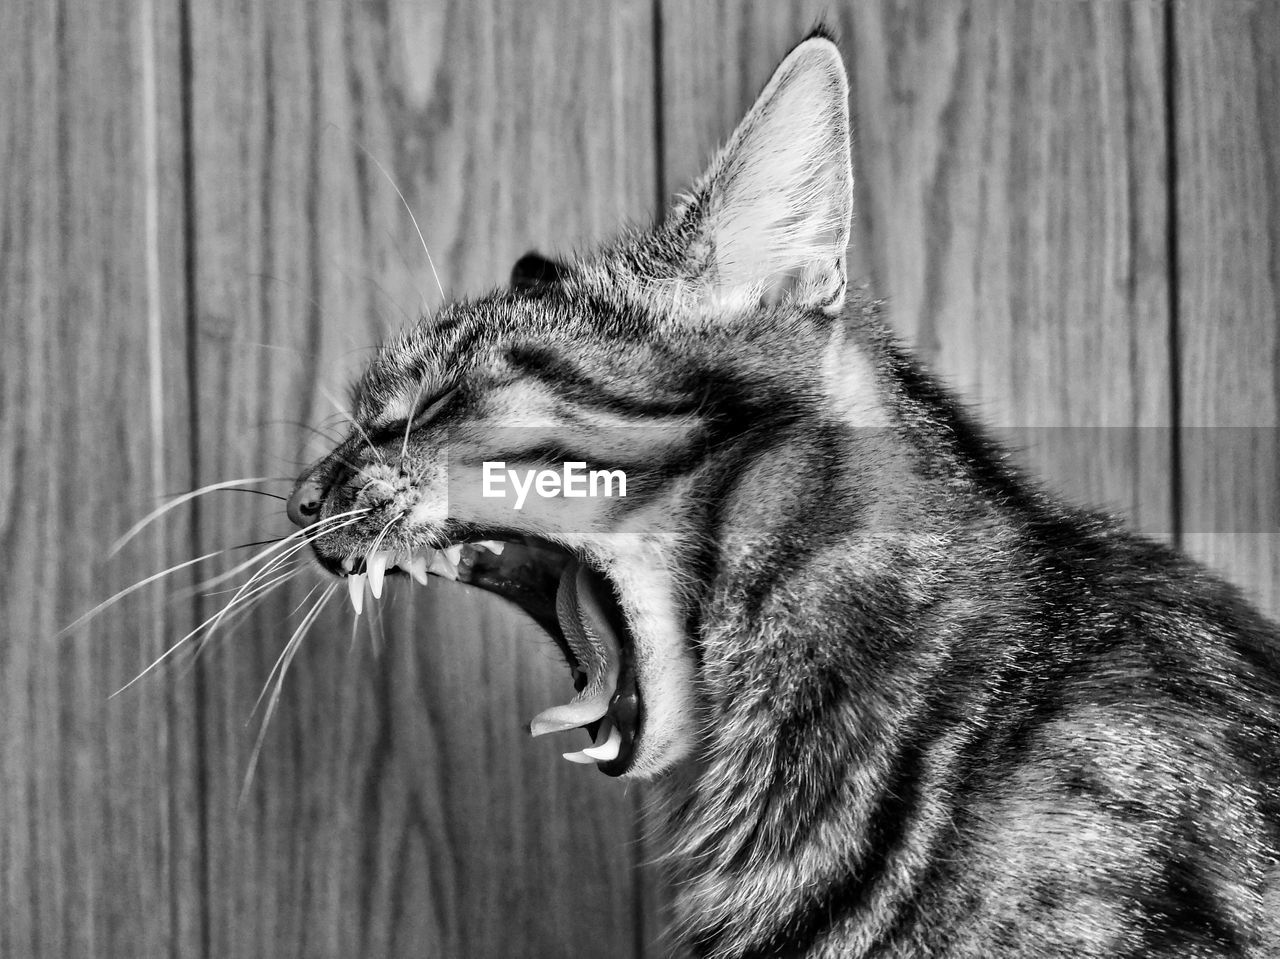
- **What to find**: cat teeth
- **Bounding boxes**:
[428,550,459,581]
[344,541,506,603]
[406,553,430,585]
[367,551,390,599]
[582,724,622,762]
[348,573,366,615]
[562,720,620,765]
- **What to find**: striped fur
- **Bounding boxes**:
[299,34,1280,957]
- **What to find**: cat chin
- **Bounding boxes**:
[321,532,698,779]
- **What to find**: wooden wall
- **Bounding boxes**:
[2,2,1276,957]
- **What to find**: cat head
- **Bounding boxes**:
[286,35,855,779]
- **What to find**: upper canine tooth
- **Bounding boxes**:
[428,550,458,581]
[367,551,389,599]
[406,553,430,585]
[347,573,366,615]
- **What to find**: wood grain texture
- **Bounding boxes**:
[1175,0,1280,615]
[844,1,1174,536]
[5,2,1279,957]
[0,1,199,957]
[186,1,656,956]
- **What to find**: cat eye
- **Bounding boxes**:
[369,385,459,447]
[404,384,459,434]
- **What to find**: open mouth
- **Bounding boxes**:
[320,536,640,776]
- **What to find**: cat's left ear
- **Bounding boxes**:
[679,36,853,314]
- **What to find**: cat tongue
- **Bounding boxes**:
[529,559,621,738]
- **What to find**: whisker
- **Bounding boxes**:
[199,560,302,598]
[249,581,325,718]
[288,421,345,446]
[192,515,355,628]
[334,126,445,304]
[366,511,402,562]
[190,509,369,594]
[182,522,336,660]
[110,565,302,698]
[238,581,339,809]
[320,385,383,464]
[224,488,288,502]
[61,548,228,635]
[229,536,291,552]
[380,229,431,321]
[170,568,303,684]
[401,376,431,463]
[110,476,287,556]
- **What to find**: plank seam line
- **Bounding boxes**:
[1163,0,1184,547]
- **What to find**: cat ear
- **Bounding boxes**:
[511,251,566,290]
[679,36,853,314]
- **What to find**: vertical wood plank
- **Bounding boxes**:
[1175,0,1280,616]
[842,1,1172,536]
[0,0,199,957]
[186,1,656,956]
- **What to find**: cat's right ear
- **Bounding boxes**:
[511,251,566,291]
[671,35,853,316]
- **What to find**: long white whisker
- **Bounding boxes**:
[121,510,365,688]
[199,559,302,598]
[401,376,431,463]
[238,582,339,809]
[192,514,363,645]
[366,511,401,563]
[346,137,445,303]
[190,509,369,594]
[249,581,325,718]
[170,567,305,685]
[61,548,228,635]
[70,487,359,635]
[110,565,302,698]
[110,476,287,556]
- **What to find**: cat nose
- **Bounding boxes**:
[286,478,326,528]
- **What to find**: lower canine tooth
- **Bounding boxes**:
[562,749,597,764]
[582,725,622,762]
[347,573,366,615]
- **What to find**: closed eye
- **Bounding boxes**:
[410,385,459,428]
[372,385,459,446]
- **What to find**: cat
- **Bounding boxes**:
[283,32,1280,959]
